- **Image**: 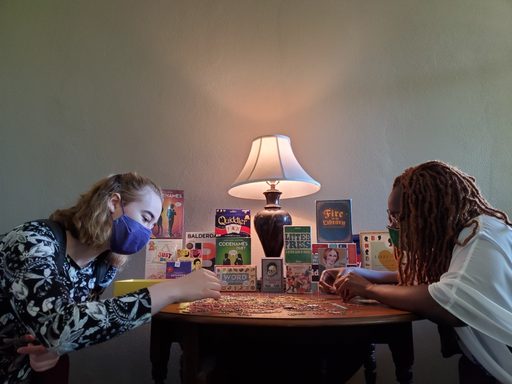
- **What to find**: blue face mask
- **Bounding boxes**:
[110,209,151,255]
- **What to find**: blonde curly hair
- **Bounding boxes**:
[50,172,162,267]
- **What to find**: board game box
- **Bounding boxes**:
[261,258,284,293]
[283,225,312,264]
[316,199,353,243]
[144,239,183,279]
[152,189,184,239]
[285,263,313,293]
[185,231,216,271]
[360,231,398,271]
[166,260,193,279]
[215,209,251,237]
[215,265,257,291]
[215,237,251,265]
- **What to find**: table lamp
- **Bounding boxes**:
[228,135,321,258]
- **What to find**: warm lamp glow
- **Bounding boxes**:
[228,135,321,199]
[228,135,320,259]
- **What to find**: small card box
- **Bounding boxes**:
[166,261,192,279]
[215,265,257,291]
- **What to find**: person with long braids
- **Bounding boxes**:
[320,160,512,383]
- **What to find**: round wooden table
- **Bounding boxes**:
[151,293,419,384]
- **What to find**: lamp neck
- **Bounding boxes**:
[263,188,282,209]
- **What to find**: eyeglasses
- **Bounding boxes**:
[387,209,400,229]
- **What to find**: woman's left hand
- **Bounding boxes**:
[334,271,374,302]
[16,334,60,372]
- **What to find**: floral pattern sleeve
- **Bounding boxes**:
[0,221,152,381]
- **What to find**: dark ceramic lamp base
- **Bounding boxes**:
[254,188,292,258]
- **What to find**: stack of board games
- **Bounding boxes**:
[214,209,255,291]
[145,189,185,279]
[284,225,313,293]
[360,230,398,271]
[313,200,360,292]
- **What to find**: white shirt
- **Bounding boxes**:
[429,215,512,383]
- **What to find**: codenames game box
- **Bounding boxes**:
[215,237,251,265]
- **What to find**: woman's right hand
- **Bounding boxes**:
[172,268,222,303]
[149,268,221,315]
[319,267,356,294]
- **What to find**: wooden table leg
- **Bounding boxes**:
[180,323,200,384]
[150,316,174,384]
[387,323,414,384]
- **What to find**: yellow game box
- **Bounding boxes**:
[113,279,165,296]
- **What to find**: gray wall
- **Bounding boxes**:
[1,1,511,383]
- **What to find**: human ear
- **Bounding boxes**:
[108,193,122,214]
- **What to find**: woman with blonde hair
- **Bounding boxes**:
[0,172,221,383]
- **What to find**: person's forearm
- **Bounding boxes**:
[365,283,464,326]
[147,280,181,315]
[355,268,398,284]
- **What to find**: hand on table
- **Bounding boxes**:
[334,272,373,302]
[319,267,355,294]
[174,268,222,302]
[16,334,60,372]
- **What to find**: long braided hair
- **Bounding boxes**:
[394,160,511,285]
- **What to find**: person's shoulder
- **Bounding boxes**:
[3,220,57,242]
[457,215,511,246]
[470,215,510,237]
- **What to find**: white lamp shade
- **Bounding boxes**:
[228,135,321,200]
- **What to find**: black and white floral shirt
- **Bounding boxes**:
[0,221,152,383]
